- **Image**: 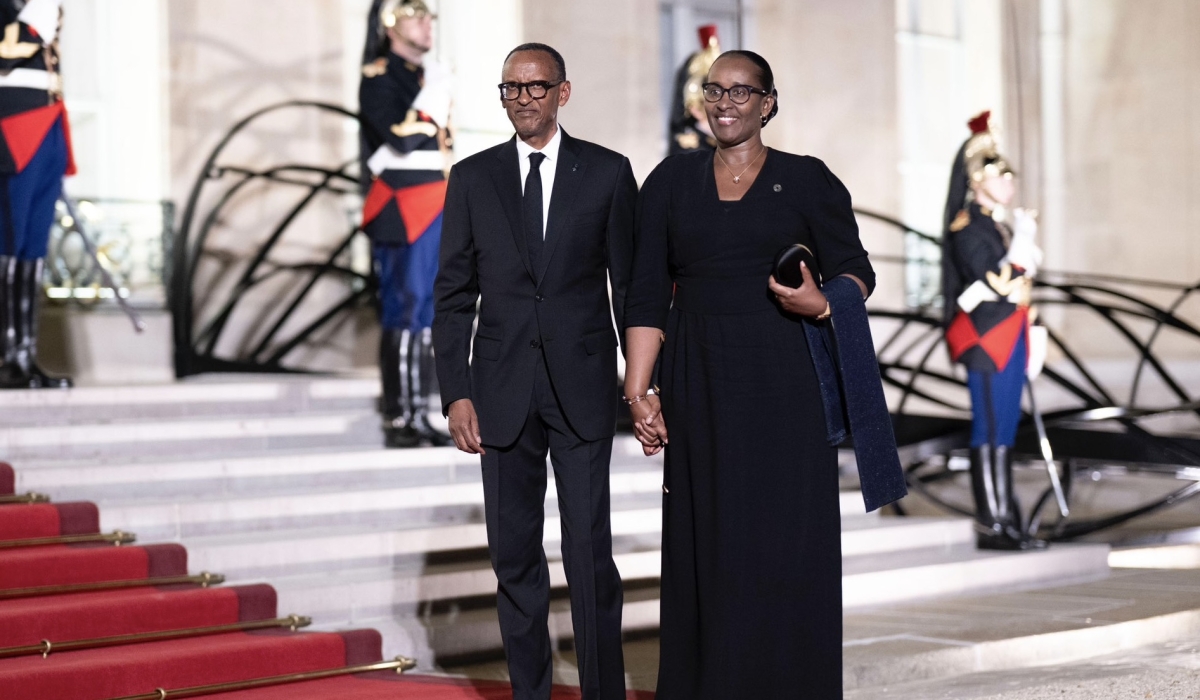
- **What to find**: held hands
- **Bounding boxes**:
[447,399,486,455]
[629,395,668,456]
[768,262,829,317]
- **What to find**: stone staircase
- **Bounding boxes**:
[2,376,1112,668]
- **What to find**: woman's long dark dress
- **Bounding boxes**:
[624,150,875,698]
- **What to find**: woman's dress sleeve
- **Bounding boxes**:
[624,162,675,331]
[806,159,877,296]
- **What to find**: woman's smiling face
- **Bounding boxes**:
[704,55,774,147]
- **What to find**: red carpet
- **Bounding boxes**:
[0,502,100,540]
[0,629,369,700]
[0,542,186,590]
[0,583,275,647]
[0,463,657,699]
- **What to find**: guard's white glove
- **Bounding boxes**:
[412,58,453,129]
[17,0,62,44]
[1006,208,1043,276]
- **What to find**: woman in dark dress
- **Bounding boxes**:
[622,51,874,698]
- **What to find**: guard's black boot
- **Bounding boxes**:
[18,259,71,389]
[970,445,1023,551]
[0,255,26,388]
[410,327,452,447]
[380,328,419,448]
[994,445,1047,551]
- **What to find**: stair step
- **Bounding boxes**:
[16,446,473,494]
[321,586,666,663]
[96,471,667,541]
[182,497,891,581]
[842,542,1112,608]
[13,436,656,492]
[235,517,973,619]
[183,507,667,580]
[0,629,376,700]
[304,541,1109,662]
[12,433,868,520]
[0,411,384,460]
[0,377,380,426]
[841,514,972,556]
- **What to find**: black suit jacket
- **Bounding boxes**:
[433,130,637,446]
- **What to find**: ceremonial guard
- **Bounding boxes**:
[667,25,720,156]
[360,0,453,447]
[0,0,70,389]
[942,111,1045,550]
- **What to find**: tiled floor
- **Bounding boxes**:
[850,640,1200,699]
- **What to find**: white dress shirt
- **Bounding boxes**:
[515,125,562,238]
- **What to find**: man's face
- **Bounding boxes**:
[979,172,1016,207]
[500,51,571,144]
[390,15,433,54]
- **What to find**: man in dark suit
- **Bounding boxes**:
[432,43,636,700]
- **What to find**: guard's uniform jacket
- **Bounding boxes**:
[0,0,73,178]
[943,202,1032,374]
[358,51,450,250]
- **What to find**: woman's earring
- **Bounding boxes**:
[761,115,769,127]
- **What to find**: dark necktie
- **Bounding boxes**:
[524,152,546,273]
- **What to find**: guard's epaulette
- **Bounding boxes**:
[949,209,971,233]
[362,58,387,78]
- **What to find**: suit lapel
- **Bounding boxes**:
[536,131,584,284]
[487,136,536,283]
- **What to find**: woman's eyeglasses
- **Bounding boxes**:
[701,83,770,105]
[498,81,563,101]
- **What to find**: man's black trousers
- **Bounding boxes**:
[480,354,626,700]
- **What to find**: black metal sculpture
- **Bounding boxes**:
[172,101,379,377]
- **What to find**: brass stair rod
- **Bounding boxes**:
[0,572,225,600]
[0,493,51,505]
[0,530,136,550]
[0,614,313,660]
[107,656,419,700]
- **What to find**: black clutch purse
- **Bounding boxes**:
[773,244,820,288]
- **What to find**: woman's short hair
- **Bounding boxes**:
[715,50,780,127]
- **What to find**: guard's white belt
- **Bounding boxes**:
[0,68,56,91]
[367,146,448,175]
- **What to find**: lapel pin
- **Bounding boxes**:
[773,184,782,192]
[572,164,579,172]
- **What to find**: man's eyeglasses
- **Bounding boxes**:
[498,81,563,101]
[701,83,771,105]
